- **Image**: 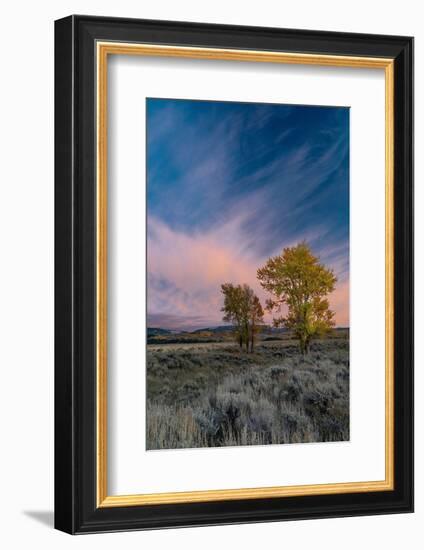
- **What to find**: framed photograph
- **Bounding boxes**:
[54,15,413,534]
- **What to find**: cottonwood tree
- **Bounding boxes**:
[221,283,245,349]
[221,283,264,352]
[248,293,264,352]
[257,242,336,354]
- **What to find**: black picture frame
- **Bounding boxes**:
[55,15,413,534]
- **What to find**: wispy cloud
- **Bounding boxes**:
[146,98,349,330]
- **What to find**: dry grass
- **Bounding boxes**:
[146,339,349,450]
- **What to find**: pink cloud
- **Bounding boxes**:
[147,217,349,329]
[329,278,349,327]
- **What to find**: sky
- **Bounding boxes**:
[146,98,349,331]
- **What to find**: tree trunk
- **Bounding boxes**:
[299,333,307,355]
[305,338,310,355]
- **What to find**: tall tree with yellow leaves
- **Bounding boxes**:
[257,242,336,354]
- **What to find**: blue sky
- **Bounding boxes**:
[146,98,349,330]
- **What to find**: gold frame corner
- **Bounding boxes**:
[96,42,395,508]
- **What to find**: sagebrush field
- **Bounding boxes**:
[146,331,349,450]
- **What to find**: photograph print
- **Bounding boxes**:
[146,98,349,451]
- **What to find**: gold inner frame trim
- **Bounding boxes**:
[96,41,395,508]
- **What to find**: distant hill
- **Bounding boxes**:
[147,325,347,337]
[147,327,172,337]
[191,325,233,334]
[148,325,290,336]
[262,326,288,334]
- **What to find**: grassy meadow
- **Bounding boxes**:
[146,329,349,450]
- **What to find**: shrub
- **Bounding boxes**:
[146,338,349,448]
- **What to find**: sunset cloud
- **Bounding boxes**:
[147,216,349,329]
